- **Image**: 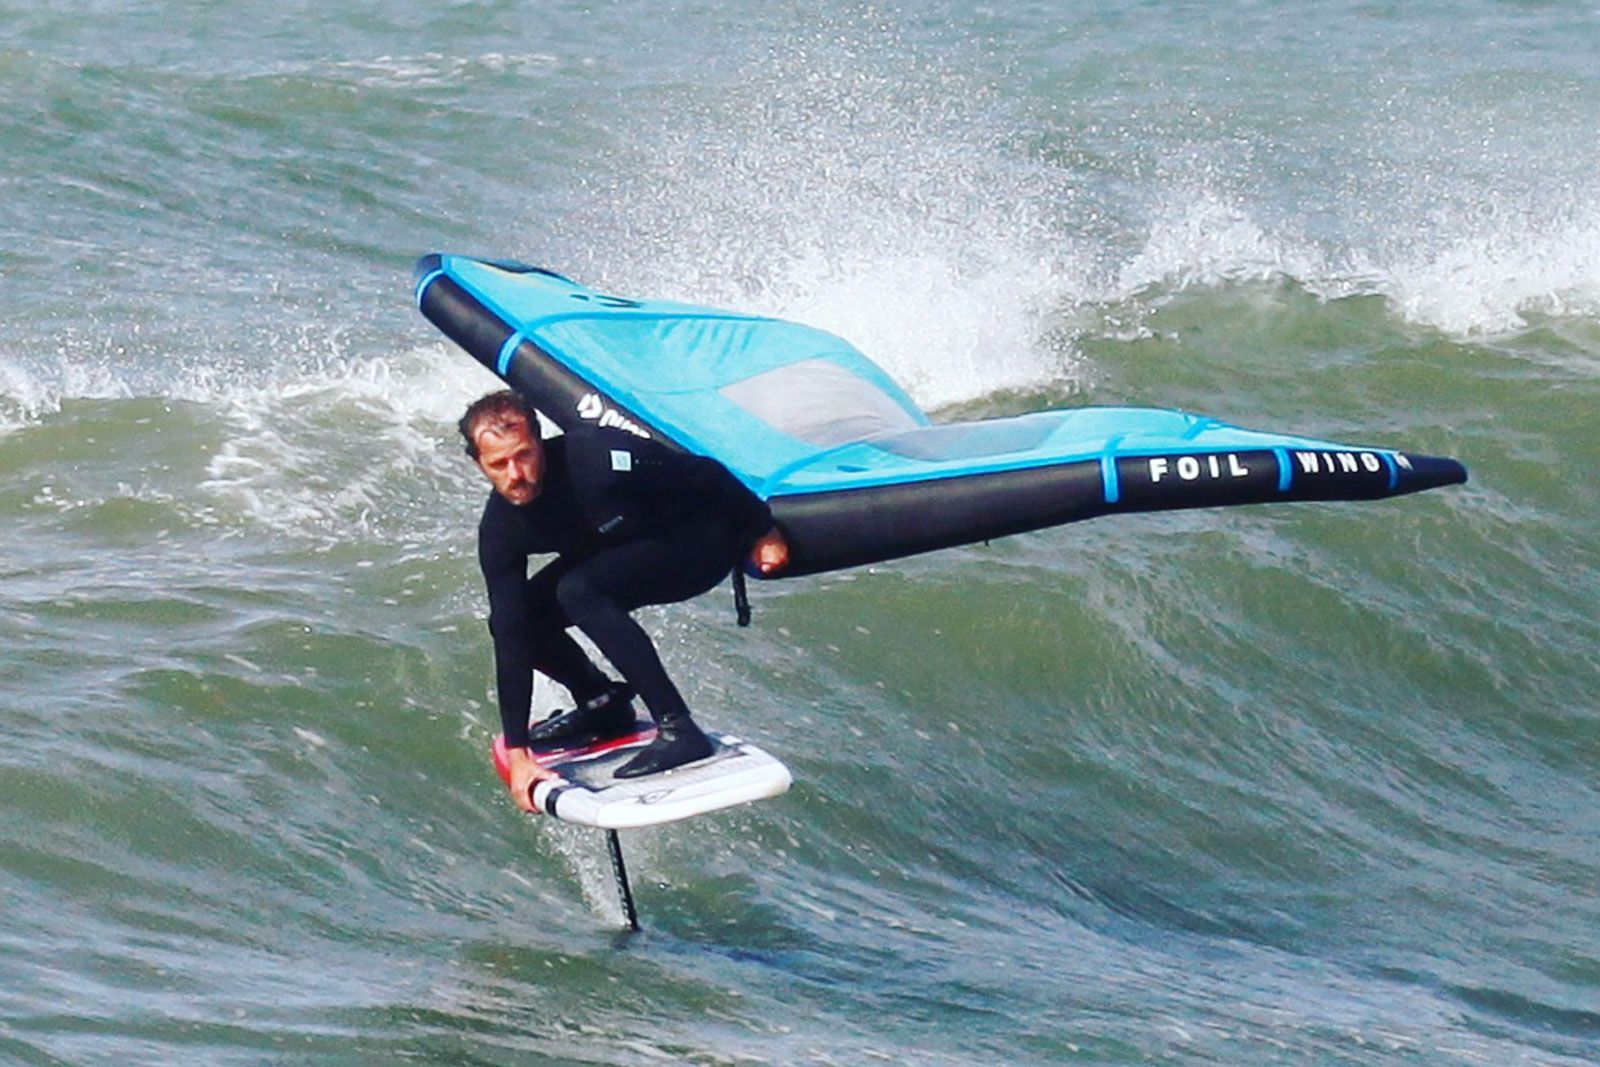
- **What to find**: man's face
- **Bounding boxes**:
[473,417,545,505]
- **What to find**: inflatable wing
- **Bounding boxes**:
[415,254,1467,577]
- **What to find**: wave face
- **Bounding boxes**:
[4,2,1599,1063]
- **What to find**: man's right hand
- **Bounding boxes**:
[749,526,790,576]
[502,745,559,814]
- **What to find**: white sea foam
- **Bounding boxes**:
[1,326,500,542]
[1115,191,1329,298]
[567,26,1093,412]
[1372,201,1600,337]
[0,358,52,435]
[1069,174,1600,343]
[330,51,562,89]
[194,343,502,539]
[0,350,137,434]
[571,15,1600,366]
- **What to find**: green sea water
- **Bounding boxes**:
[3,2,1599,1063]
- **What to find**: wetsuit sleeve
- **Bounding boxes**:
[478,501,536,748]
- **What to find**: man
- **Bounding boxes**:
[461,390,788,813]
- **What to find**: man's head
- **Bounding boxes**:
[460,390,544,505]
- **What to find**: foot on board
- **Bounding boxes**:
[614,719,714,778]
[528,683,637,746]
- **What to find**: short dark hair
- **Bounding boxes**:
[459,390,537,459]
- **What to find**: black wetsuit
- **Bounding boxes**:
[478,425,772,748]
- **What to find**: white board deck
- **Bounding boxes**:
[492,722,791,830]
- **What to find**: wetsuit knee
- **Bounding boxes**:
[554,567,609,627]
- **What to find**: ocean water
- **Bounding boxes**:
[3,1,1600,1063]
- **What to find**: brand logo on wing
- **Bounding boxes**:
[575,393,652,439]
[1290,450,1401,476]
[1145,453,1253,484]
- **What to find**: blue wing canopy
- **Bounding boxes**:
[416,253,1467,576]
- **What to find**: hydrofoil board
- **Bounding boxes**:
[491,720,791,830]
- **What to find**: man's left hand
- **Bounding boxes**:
[503,745,559,814]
